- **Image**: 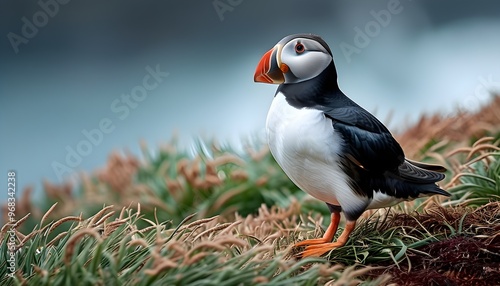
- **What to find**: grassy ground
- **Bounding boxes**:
[1,96,499,285]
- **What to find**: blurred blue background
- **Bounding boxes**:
[1,0,500,203]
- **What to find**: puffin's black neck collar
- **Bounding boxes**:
[276,62,341,109]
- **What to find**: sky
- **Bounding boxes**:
[1,0,500,203]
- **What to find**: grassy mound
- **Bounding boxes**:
[1,95,499,285]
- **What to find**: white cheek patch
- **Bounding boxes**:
[287,52,332,82]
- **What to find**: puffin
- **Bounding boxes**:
[253,34,449,257]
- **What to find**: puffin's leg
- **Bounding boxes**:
[294,210,341,248]
[301,220,356,257]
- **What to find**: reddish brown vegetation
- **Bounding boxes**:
[396,95,500,159]
[371,203,500,286]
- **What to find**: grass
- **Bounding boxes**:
[446,141,500,206]
[1,203,391,285]
[1,95,499,285]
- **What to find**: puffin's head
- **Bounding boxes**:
[254,34,333,84]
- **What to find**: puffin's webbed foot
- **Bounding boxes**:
[295,220,356,258]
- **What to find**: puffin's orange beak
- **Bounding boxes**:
[254,47,285,84]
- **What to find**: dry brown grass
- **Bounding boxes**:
[396,95,500,159]
[1,201,392,285]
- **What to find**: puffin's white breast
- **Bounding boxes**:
[265,92,368,211]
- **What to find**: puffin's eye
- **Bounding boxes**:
[295,43,305,54]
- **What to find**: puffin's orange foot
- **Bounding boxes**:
[301,242,345,257]
[294,212,341,251]
[293,237,331,248]
[293,238,333,258]
[296,221,357,258]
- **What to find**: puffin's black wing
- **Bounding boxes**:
[323,103,404,173]
[323,99,449,199]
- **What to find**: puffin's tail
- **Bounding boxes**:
[413,181,450,197]
[394,159,450,197]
